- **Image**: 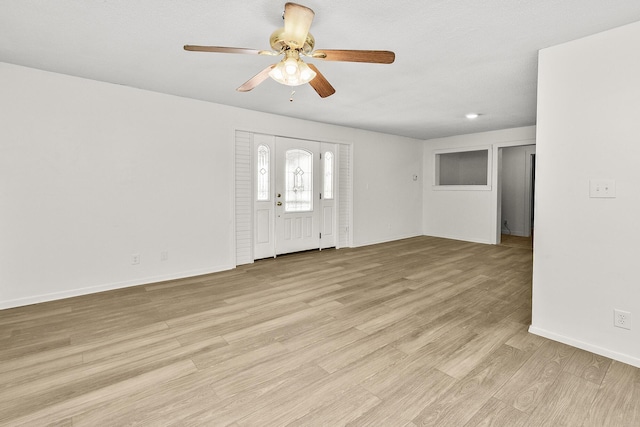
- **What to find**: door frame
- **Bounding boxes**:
[234,130,353,265]
[492,140,536,244]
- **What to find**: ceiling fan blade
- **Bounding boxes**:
[184,45,275,55]
[312,49,395,64]
[237,65,276,92]
[283,2,315,49]
[307,64,335,98]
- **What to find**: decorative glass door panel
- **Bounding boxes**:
[285,149,313,212]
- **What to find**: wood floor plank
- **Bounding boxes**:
[1,236,638,425]
[288,385,381,426]
[504,324,546,352]
[353,365,456,426]
[285,327,370,366]
[562,347,612,385]
[278,314,367,352]
[0,336,223,421]
[493,340,576,414]
[360,352,455,399]
[412,344,531,426]
[71,369,222,426]
[236,345,406,426]
[222,301,341,343]
[437,320,522,379]
[172,363,328,426]
[314,315,421,374]
[0,334,71,362]
[394,307,477,355]
[463,397,529,427]
[523,372,599,426]
[3,360,198,426]
[584,360,640,426]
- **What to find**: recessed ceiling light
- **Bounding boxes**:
[465,113,480,119]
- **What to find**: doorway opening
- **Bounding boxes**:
[498,145,535,248]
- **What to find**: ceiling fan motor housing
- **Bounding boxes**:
[270,27,315,54]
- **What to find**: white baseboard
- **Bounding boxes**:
[0,264,235,310]
[423,232,491,245]
[529,325,640,369]
[353,232,423,248]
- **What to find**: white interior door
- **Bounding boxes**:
[275,137,320,255]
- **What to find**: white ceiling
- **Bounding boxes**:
[2,1,640,140]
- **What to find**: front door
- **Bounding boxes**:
[275,137,320,255]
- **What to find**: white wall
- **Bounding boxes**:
[501,145,535,236]
[423,127,536,244]
[531,21,640,367]
[0,62,423,309]
[352,133,423,247]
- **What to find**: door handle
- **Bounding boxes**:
[276,201,282,206]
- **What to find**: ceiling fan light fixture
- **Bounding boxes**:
[269,51,316,86]
[285,57,299,75]
[298,62,315,81]
[270,65,285,81]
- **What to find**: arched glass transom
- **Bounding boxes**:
[285,149,313,212]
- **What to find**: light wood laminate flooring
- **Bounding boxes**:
[1,236,638,426]
[499,234,533,249]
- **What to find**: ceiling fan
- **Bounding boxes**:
[184,2,395,98]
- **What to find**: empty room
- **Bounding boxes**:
[2,1,640,425]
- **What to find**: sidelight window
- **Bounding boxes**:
[257,144,270,201]
[323,151,334,200]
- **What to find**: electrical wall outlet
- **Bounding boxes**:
[161,251,169,262]
[614,309,632,330]
[131,253,140,265]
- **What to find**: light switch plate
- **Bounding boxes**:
[589,179,616,198]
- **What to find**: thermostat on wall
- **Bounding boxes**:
[589,179,616,198]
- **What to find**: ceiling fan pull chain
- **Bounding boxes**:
[289,90,296,102]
